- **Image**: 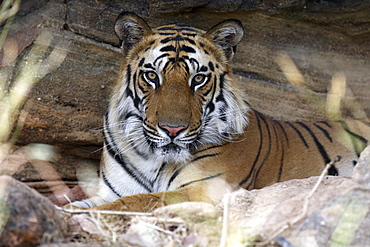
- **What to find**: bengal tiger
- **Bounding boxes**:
[70,12,369,211]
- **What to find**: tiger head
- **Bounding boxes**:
[109,12,249,163]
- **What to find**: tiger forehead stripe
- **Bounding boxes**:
[156,24,201,44]
[160,35,196,45]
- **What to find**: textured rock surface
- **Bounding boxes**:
[0,175,67,246]
[1,0,369,190]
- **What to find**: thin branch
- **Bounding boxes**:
[56,205,154,217]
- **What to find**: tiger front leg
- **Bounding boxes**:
[90,184,218,212]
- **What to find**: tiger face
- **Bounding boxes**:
[109,12,249,164]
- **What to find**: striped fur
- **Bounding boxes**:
[71,12,369,210]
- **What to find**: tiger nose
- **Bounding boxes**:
[159,125,187,137]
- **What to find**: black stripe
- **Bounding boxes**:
[296,122,332,165]
[193,144,225,155]
[204,80,217,114]
[317,121,332,128]
[239,113,264,188]
[271,121,285,182]
[314,123,333,142]
[132,73,142,109]
[178,173,223,189]
[144,63,155,69]
[160,45,176,52]
[205,101,215,114]
[161,35,184,43]
[104,137,153,192]
[182,32,197,37]
[199,65,208,72]
[167,168,181,189]
[126,64,131,86]
[342,125,368,145]
[189,58,199,71]
[138,77,149,93]
[191,153,220,163]
[219,72,227,89]
[154,53,169,66]
[247,114,272,189]
[102,170,121,197]
[218,106,227,122]
[215,89,226,103]
[104,116,153,192]
[160,35,197,45]
[286,122,309,148]
[339,121,368,156]
[124,111,143,121]
[158,32,176,36]
[180,45,196,53]
[162,60,170,72]
[273,120,289,146]
[328,165,339,176]
[182,59,190,74]
[208,61,215,71]
[153,162,168,185]
[138,58,145,67]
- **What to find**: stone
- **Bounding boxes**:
[352,145,370,187]
[0,175,67,246]
[220,176,356,240]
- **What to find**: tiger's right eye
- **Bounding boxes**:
[143,71,160,88]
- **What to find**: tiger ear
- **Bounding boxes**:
[205,19,244,61]
[114,12,152,54]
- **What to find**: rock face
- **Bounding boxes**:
[1,1,369,191]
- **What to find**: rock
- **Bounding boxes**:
[219,176,357,243]
[0,175,67,247]
[122,221,162,247]
[352,145,370,187]
[283,146,370,246]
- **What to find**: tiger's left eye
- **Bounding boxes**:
[194,75,205,83]
[147,72,157,80]
[191,74,208,89]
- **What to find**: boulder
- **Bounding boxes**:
[0,175,67,246]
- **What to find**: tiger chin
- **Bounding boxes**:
[69,12,369,211]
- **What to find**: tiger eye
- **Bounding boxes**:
[193,74,205,83]
[147,72,157,80]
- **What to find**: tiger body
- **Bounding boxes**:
[71,12,368,211]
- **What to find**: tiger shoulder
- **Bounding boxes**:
[69,12,370,211]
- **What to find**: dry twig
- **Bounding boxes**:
[57,206,154,217]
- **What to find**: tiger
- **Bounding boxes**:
[70,12,369,211]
